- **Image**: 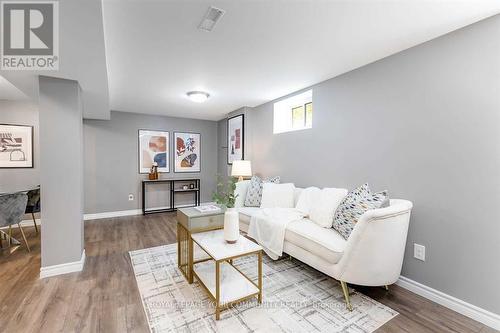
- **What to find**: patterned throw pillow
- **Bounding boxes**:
[244,175,280,207]
[332,183,388,239]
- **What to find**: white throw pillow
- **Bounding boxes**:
[233,180,250,208]
[309,188,348,228]
[295,187,321,215]
[244,176,280,207]
[260,183,296,208]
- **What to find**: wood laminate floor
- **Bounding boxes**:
[0,213,496,333]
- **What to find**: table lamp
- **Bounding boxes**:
[231,160,252,182]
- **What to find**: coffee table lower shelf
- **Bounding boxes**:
[193,260,261,319]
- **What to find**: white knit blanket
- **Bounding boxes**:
[247,208,305,260]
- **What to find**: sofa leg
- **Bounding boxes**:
[340,281,353,311]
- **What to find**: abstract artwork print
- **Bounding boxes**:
[139,129,169,173]
[174,132,200,173]
[227,114,244,164]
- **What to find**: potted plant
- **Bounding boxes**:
[213,175,239,243]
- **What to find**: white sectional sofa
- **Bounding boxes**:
[234,182,413,311]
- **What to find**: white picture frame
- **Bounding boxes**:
[138,129,169,173]
[174,132,201,173]
[0,124,34,168]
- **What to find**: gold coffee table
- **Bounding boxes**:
[177,207,225,283]
[191,230,263,320]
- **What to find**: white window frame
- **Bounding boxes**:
[273,90,313,134]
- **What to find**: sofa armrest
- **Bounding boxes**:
[358,199,412,222]
[333,199,413,286]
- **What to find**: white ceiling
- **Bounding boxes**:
[0,0,110,119]
[102,0,500,121]
[0,75,27,101]
[2,1,498,121]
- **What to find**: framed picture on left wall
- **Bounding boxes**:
[0,124,33,168]
[138,129,169,173]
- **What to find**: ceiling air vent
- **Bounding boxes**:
[198,6,225,32]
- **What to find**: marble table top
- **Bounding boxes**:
[191,229,262,261]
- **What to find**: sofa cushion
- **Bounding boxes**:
[239,215,250,232]
[260,183,295,208]
[237,207,260,232]
[238,207,261,219]
[285,219,346,264]
[244,176,280,207]
[332,183,388,239]
[309,188,348,228]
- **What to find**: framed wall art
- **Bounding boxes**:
[0,124,33,168]
[174,132,200,173]
[227,114,244,165]
[138,129,169,173]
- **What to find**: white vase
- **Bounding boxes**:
[224,207,239,244]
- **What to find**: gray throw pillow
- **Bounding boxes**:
[244,175,280,207]
[332,183,388,239]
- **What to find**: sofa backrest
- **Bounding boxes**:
[294,187,303,207]
[234,180,303,208]
[234,180,251,208]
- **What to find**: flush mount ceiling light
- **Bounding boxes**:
[187,91,210,103]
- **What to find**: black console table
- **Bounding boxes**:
[142,178,200,215]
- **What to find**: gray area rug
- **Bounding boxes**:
[129,243,397,332]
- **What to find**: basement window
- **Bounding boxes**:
[273,90,313,134]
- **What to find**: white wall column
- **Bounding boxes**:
[38,76,85,277]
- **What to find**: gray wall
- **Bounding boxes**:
[39,76,84,267]
[0,101,39,192]
[84,111,218,214]
[244,16,500,313]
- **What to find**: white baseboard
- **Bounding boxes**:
[40,249,86,279]
[21,218,41,227]
[84,209,142,221]
[396,276,500,330]
[84,202,215,221]
[0,218,41,230]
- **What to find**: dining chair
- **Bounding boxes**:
[25,186,41,234]
[0,192,30,252]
